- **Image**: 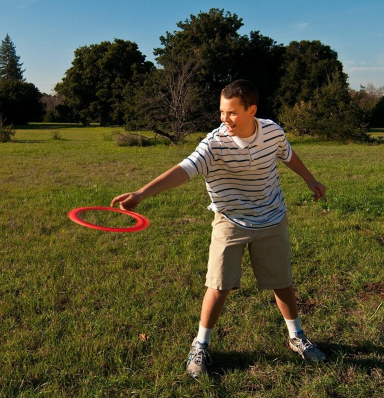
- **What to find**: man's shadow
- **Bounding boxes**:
[208,341,384,378]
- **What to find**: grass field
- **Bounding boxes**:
[1,125,384,397]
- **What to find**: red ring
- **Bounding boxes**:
[68,206,150,232]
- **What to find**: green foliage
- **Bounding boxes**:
[54,10,351,134]
[55,39,154,126]
[127,50,208,143]
[279,101,316,137]
[41,93,71,123]
[50,130,62,140]
[156,8,245,88]
[155,8,285,120]
[0,79,43,124]
[0,118,15,142]
[115,132,153,147]
[277,40,348,109]
[279,73,371,142]
[0,34,25,81]
[370,96,384,128]
[0,35,42,125]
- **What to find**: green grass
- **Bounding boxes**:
[1,125,384,397]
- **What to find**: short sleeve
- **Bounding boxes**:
[277,131,292,162]
[178,139,213,178]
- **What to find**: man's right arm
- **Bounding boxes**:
[110,165,190,210]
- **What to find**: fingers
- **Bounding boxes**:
[110,193,129,208]
[111,193,139,211]
[119,200,136,211]
[312,186,327,202]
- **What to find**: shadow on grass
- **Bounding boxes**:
[12,138,69,143]
[12,139,48,143]
[322,341,384,369]
[207,341,384,378]
[15,123,84,130]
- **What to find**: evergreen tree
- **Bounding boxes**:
[0,34,25,81]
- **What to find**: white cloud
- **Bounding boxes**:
[17,0,41,10]
[347,67,384,72]
[294,22,310,32]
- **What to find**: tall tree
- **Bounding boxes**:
[55,39,153,126]
[0,34,25,81]
[276,40,348,108]
[235,30,285,118]
[155,9,246,90]
[154,9,247,125]
[126,51,208,143]
[154,9,284,122]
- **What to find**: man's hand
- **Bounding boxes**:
[307,180,327,202]
[110,192,143,211]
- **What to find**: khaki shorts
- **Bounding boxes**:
[206,213,292,290]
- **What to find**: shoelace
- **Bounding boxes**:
[192,347,212,366]
[296,336,316,352]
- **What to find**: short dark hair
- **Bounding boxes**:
[221,79,259,109]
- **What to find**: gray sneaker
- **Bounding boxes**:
[289,331,326,362]
[186,338,212,378]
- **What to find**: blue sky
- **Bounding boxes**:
[1,0,383,94]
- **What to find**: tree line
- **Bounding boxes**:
[1,9,383,142]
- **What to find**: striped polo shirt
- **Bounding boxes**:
[179,118,292,229]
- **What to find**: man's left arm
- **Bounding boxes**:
[283,149,327,202]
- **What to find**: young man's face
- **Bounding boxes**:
[220,95,257,138]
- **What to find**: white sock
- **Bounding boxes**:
[284,317,302,339]
[196,322,213,345]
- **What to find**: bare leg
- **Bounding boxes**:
[200,287,231,329]
[273,284,298,320]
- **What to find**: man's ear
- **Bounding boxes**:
[249,105,257,117]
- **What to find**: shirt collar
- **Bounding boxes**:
[231,119,263,149]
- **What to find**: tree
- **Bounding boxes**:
[236,30,285,118]
[370,96,384,128]
[0,34,25,81]
[125,51,209,143]
[41,93,64,122]
[154,8,285,123]
[350,83,384,128]
[154,9,248,125]
[277,40,348,108]
[155,9,245,90]
[55,39,153,126]
[0,79,43,124]
[278,72,371,142]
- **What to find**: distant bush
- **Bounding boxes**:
[51,130,62,140]
[114,131,170,147]
[279,73,372,142]
[0,118,15,142]
[115,133,153,147]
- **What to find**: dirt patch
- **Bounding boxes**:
[362,282,384,294]
[296,297,318,314]
[359,282,384,302]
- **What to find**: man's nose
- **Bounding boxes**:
[222,113,229,122]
